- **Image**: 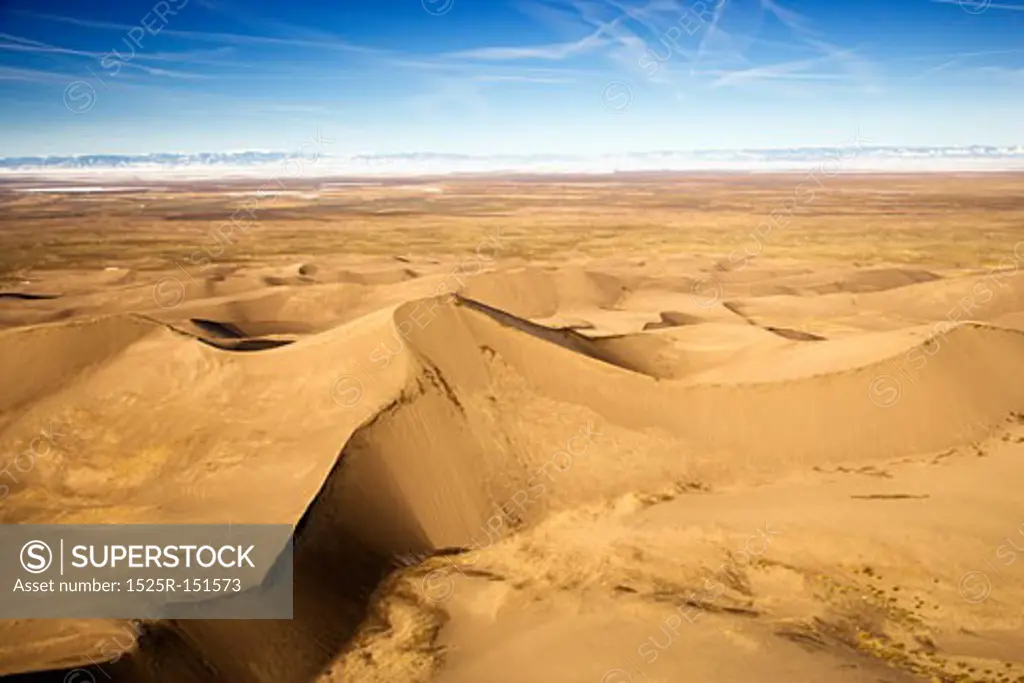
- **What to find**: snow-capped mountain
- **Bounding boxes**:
[1,146,1023,179]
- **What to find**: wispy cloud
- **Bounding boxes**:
[526,0,870,91]
[972,65,1024,80]
[256,103,335,113]
[760,0,819,34]
[14,10,390,56]
[696,0,728,64]
[893,47,1024,79]
[471,74,575,83]
[902,48,1024,61]
[188,0,362,47]
[0,34,214,79]
[710,53,837,86]
[0,65,81,83]
[446,0,673,77]
[560,0,686,81]
[929,0,1024,10]
[916,58,963,77]
[0,32,50,48]
[725,0,878,92]
[444,28,610,61]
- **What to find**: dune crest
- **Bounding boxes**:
[3,249,1024,682]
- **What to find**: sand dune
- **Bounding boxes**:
[3,178,1024,683]
[3,261,1024,681]
[458,267,629,323]
[732,269,1024,334]
[742,266,944,297]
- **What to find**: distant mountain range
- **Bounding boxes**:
[2,146,1023,178]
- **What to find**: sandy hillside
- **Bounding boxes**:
[1,175,1023,683]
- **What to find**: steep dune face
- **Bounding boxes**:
[3,263,1024,682]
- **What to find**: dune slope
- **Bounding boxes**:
[2,262,1024,683]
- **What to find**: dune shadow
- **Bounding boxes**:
[189,318,247,339]
[764,326,827,342]
[643,311,704,330]
[196,338,295,352]
[186,318,297,351]
[0,293,59,301]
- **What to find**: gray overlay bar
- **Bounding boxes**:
[1,525,293,619]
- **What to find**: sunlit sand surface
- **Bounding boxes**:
[2,173,1023,683]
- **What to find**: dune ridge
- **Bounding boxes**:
[2,260,1024,682]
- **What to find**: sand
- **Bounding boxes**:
[1,174,1023,682]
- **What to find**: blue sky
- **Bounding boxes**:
[0,0,1022,156]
